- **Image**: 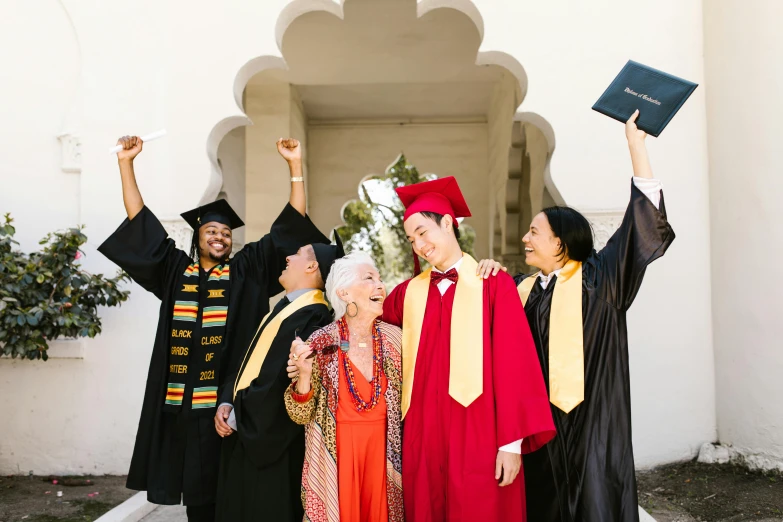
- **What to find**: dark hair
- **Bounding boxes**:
[419,211,461,240]
[189,234,199,262]
[540,206,594,262]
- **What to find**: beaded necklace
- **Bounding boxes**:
[337,317,383,412]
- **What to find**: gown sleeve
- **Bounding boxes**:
[232,204,329,296]
[97,206,187,300]
[234,307,332,468]
[381,281,408,328]
[593,180,675,310]
[490,274,556,453]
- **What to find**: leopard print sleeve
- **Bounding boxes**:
[284,362,321,425]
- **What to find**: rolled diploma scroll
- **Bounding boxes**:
[108,129,167,154]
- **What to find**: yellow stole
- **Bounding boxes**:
[234,290,328,399]
[517,259,584,413]
[401,254,483,418]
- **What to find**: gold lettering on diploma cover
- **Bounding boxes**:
[171,346,189,356]
[624,87,661,106]
[201,336,223,346]
[182,284,198,293]
[169,364,188,374]
[172,329,192,338]
[208,289,225,298]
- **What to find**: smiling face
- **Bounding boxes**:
[404,212,461,270]
[198,222,233,263]
[522,212,564,274]
[337,264,386,319]
[278,245,319,290]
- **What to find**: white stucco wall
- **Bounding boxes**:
[704,0,783,471]
[0,0,722,473]
[0,0,81,251]
[0,0,155,475]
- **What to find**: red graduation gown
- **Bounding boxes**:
[382,271,555,522]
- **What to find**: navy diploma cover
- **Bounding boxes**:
[592,60,698,137]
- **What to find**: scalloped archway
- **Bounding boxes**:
[205,0,559,264]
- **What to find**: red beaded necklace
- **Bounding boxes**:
[337,317,383,412]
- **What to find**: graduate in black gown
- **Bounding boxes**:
[514,111,675,522]
[213,233,345,522]
[98,135,327,522]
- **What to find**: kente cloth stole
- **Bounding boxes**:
[164,262,230,413]
[233,289,328,399]
[517,259,584,413]
[401,253,483,419]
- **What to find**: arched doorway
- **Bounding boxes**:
[208,0,559,278]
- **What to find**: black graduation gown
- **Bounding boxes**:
[514,183,675,522]
[98,203,328,506]
[215,297,332,522]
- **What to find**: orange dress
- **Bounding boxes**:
[336,349,389,522]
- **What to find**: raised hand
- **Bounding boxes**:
[625,110,647,146]
[288,337,314,385]
[276,138,302,165]
[625,110,653,179]
[116,135,143,162]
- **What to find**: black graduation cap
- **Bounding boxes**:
[311,229,345,283]
[180,199,244,231]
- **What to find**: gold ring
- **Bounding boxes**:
[292,354,299,361]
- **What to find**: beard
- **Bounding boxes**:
[208,250,228,262]
[200,242,231,263]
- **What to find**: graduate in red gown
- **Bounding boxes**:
[382,177,556,522]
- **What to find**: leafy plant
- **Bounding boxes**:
[339,154,475,285]
[0,214,130,360]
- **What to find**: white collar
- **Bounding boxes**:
[285,288,317,301]
[538,267,563,289]
[433,255,464,274]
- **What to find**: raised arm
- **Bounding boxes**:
[276,138,306,216]
[116,136,145,220]
[98,136,188,298]
[626,110,653,180]
[594,110,675,309]
[230,139,329,292]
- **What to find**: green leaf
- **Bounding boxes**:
[0,214,133,360]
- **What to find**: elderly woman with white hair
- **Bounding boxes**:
[284,252,403,522]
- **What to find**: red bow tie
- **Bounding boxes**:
[430,268,459,285]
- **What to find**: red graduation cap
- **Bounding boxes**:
[395,176,472,275]
[395,176,472,226]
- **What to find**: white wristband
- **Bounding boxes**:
[290,177,304,183]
